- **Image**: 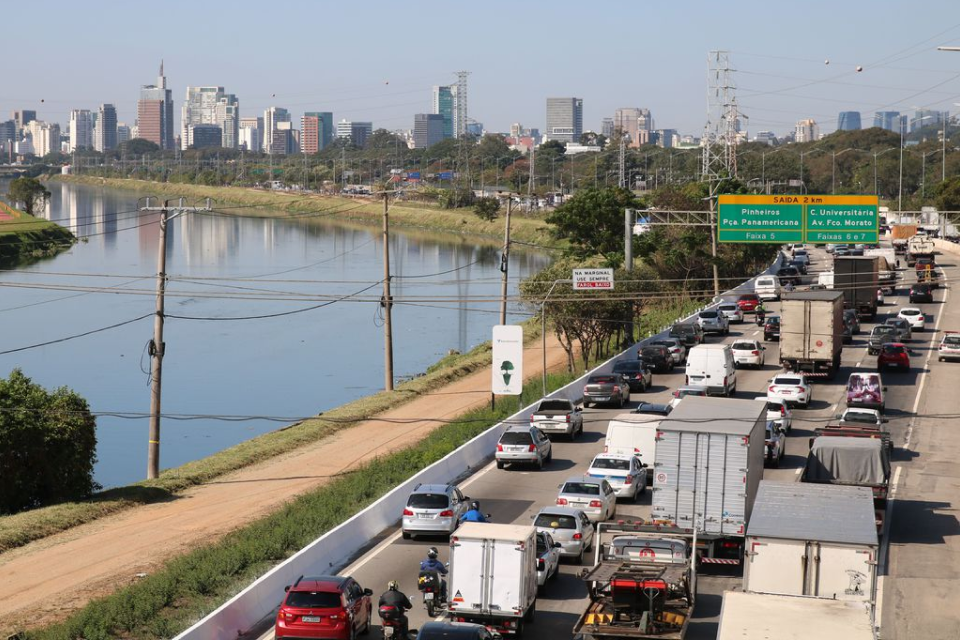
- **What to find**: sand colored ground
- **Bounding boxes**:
[0,335,570,634]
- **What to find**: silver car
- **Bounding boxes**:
[884,317,912,342]
[587,453,648,501]
[533,507,595,563]
[648,338,688,365]
[496,425,552,470]
[718,302,744,324]
[556,476,617,522]
[401,483,470,539]
[697,309,730,335]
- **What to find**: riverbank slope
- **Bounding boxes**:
[0,202,76,266]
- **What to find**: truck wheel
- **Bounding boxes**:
[514,619,525,637]
[496,460,505,470]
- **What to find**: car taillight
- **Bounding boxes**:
[723,376,728,386]
[673,390,680,398]
[573,532,583,540]
[528,443,537,452]
[604,445,609,452]
[403,508,414,516]
[769,386,776,393]
[796,387,804,393]
[530,415,535,423]
[439,509,454,517]
[625,474,634,484]
[282,611,296,622]
[565,414,571,423]
[721,542,740,549]
[779,406,785,415]
[537,558,545,570]
[751,350,759,355]
[589,500,602,508]
[497,444,503,452]
[557,498,568,506]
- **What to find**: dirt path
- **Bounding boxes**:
[0,335,571,634]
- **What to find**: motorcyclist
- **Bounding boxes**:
[755,301,766,324]
[379,580,413,637]
[419,547,448,600]
[784,281,795,293]
[459,500,488,524]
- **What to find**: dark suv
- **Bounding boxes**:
[669,322,704,348]
[909,283,933,303]
[763,315,781,341]
[639,345,673,373]
[776,267,802,286]
[276,575,373,639]
[612,360,653,392]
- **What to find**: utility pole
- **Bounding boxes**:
[143,197,212,480]
[499,197,513,325]
[382,192,395,391]
[624,208,635,344]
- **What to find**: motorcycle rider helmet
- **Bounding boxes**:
[470,500,480,510]
[387,580,399,591]
[427,547,439,560]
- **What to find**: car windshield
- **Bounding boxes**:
[844,411,878,424]
[732,342,756,350]
[407,493,449,509]
[588,375,617,384]
[500,431,532,445]
[562,482,601,495]
[774,376,802,386]
[591,457,630,471]
[286,591,343,608]
[534,513,576,529]
[699,311,718,319]
[873,327,895,335]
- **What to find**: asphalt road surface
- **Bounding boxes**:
[254,243,954,640]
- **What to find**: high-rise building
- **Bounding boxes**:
[655,129,678,148]
[350,122,372,147]
[433,86,455,139]
[413,113,445,148]
[546,98,583,143]
[264,107,291,154]
[601,117,614,138]
[466,122,483,137]
[181,86,228,149]
[191,125,223,149]
[837,111,861,131]
[795,118,820,143]
[753,131,777,145]
[510,123,524,138]
[0,120,16,150]
[614,108,642,146]
[215,95,239,149]
[637,109,654,133]
[116,123,131,144]
[239,116,263,151]
[95,103,118,152]
[26,121,60,156]
[137,61,174,149]
[336,119,353,140]
[11,110,37,136]
[68,109,94,151]
[873,111,901,133]
[910,109,948,133]
[300,112,333,153]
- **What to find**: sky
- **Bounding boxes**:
[5,0,960,139]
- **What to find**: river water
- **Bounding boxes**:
[0,182,550,488]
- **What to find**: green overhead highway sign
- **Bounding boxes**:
[717,195,879,244]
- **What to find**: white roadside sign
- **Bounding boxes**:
[492,325,523,395]
[573,268,615,290]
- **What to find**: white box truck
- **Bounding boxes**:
[650,396,765,565]
[448,522,538,636]
[604,413,663,484]
[684,344,737,396]
[779,290,844,378]
[743,481,878,602]
[717,591,874,640]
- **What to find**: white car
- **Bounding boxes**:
[587,453,648,502]
[837,407,885,427]
[718,302,744,324]
[669,384,709,409]
[767,372,812,408]
[556,476,617,522]
[898,307,926,332]
[765,422,786,467]
[939,332,960,362]
[755,397,792,433]
[536,531,561,587]
[731,339,765,368]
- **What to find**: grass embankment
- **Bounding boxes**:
[21,372,576,640]
[637,298,708,337]
[0,319,545,554]
[50,175,559,248]
[0,202,75,266]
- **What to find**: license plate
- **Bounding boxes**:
[384,627,395,638]
[424,592,434,601]
[418,513,431,519]
[594,396,609,402]
[540,422,556,428]
[302,616,321,623]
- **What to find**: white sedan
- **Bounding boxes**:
[556,476,617,522]
[732,340,766,368]
[755,397,793,433]
[767,373,813,408]
[838,407,885,427]
[718,302,744,324]
[898,307,926,332]
[587,453,648,502]
[536,531,561,588]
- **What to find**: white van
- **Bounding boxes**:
[817,271,834,289]
[685,344,737,396]
[754,275,781,301]
[604,413,662,483]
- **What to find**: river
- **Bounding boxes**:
[0,181,550,488]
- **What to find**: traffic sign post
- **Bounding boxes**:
[718,195,878,244]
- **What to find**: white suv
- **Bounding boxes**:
[767,372,812,408]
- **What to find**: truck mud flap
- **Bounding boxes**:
[700,557,741,565]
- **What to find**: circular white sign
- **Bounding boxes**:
[656,472,667,484]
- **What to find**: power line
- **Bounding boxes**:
[0,313,152,356]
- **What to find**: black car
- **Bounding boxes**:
[788,259,808,275]
[612,360,653,392]
[776,267,802,286]
[639,345,673,373]
[763,315,781,342]
[909,283,934,303]
[669,322,703,347]
[633,401,673,416]
[416,621,501,639]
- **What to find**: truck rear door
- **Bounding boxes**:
[451,537,488,613]
[490,538,524,616]
[815,543,873,601]
[745,538,806,595]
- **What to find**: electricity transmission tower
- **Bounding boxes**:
[702,50,745,181]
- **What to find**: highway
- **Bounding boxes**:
[256,243,953,640]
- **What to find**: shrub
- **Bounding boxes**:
[473,197,501,221]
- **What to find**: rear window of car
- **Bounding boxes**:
[719,304,738,311]
[913,284,931,292]
[613,362,643,373]
[591,457,630,471]
[537,400,572,411]
[900,309,920,316]
[672,324,696,334]
[774,376,802,385]
[286,591,343,608]
[766,401,784,412]
[739,294,759,301]
[844,411,877,423]
[732,342,756,350]
[765,317,780,324]
[944,336,960,346]
[500,431,532,445]
[882,344,906,355]
[641,347,665,358]
[699,311,718,318]
[407,493,449,509]
[534,513,576,529]
[562,482,601,495]
[873,326,895,335]
[588,375,617,384]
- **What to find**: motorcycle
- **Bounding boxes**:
[378,603,410,639]
[417,570,446,617]
[755,311,766,326]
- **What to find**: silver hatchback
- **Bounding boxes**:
[402,483,471,539]
[533,507,595,563]
[496,425,552,470]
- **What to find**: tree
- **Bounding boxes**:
[936,176,960,211]
[122,138,160,155]
[0,369,99,514]
[546,187,640,264]
[473,197,500,221]
[7,176,50,215]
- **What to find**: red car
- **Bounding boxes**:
[275,575,373,639]
[737,293,761,312]
[878,343,910,371]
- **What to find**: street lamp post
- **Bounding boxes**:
[540,280,570,397]
[761,147,785,192]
